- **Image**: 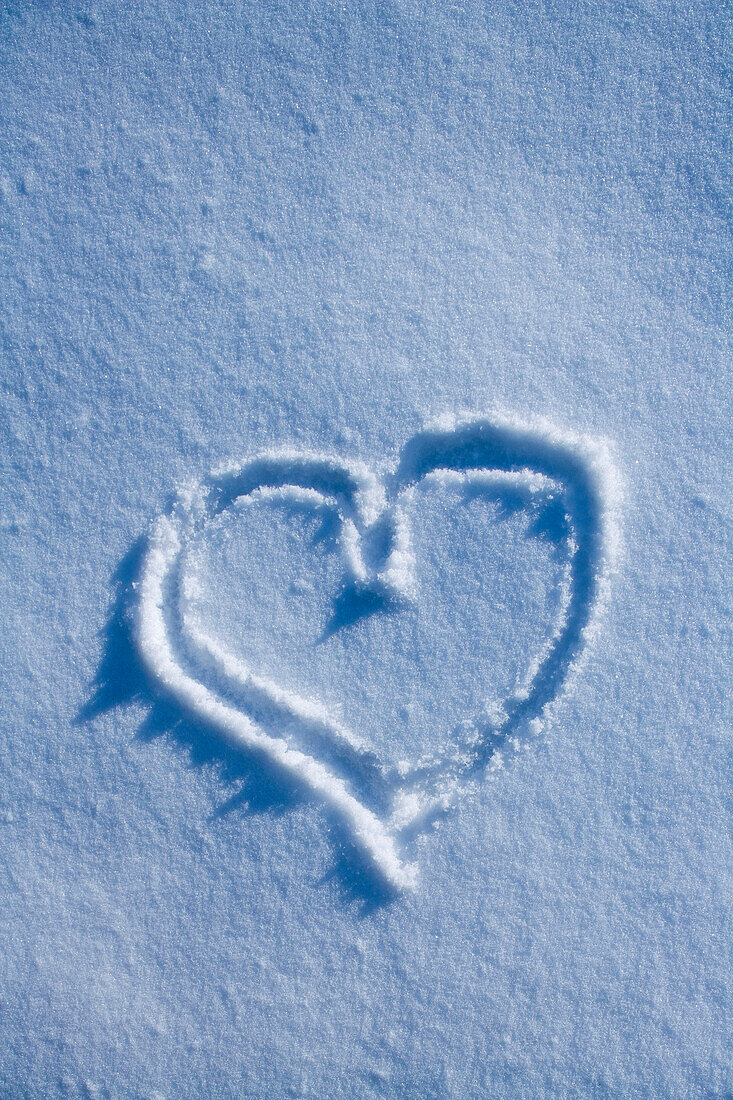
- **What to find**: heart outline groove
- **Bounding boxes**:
[136,413,620,890]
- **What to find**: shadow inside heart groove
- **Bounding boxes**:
[185,476,570,772]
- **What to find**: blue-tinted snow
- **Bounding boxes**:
[0,2,729,1097]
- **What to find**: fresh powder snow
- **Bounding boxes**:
[0,2,729,1098]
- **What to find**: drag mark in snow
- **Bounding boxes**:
[135,415,620,891]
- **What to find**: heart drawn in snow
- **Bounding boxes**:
[137,414,619,890]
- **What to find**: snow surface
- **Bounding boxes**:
[0,2,730,1097]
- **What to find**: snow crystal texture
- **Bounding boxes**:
[0,2,729,1098]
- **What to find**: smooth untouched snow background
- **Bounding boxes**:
[0,2,730,1097]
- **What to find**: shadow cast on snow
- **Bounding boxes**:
[78,542,398,912]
